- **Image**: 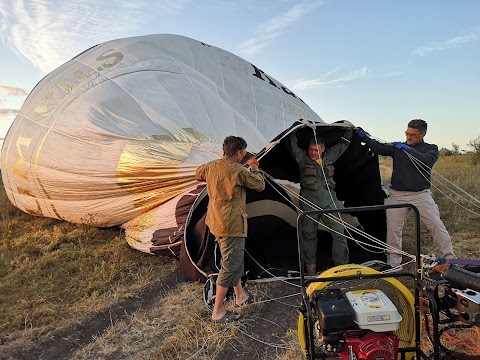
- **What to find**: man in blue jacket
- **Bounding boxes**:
[356,119,455,267]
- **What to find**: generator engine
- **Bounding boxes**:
[312,288,401,360]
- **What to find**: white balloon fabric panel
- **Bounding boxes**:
[1,34,322,229]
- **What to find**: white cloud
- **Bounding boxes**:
[286,66,368,90]
[0,108,19,116]
[0,0,189,73]
[236,0,323,56]
[0,85,28,96]
[384,72,404,77]
[412,28,480,56]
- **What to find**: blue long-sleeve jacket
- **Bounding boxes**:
[363,137,438,191]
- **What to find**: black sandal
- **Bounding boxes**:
[211,311,241,323]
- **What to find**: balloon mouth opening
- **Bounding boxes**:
[181,125,388,282]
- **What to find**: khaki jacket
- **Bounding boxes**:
[195,156,265,237]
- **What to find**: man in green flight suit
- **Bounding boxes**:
[289,122,353,275]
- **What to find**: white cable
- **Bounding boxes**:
[261,171,415,259]
[252,293,301,307]
[312,130,366,253]
[287,126,410,256]
[245,249,301,288]
[371,134,480,213]
[263,173,388,254]
[405,150,480,206]
[255,123,305,162]
[214,241,221,271]
[403,151,480,216]
[236,326,294,350]
[262,171,414,258]
[262,172,413,258]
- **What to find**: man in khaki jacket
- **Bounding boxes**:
[195,136,265,322]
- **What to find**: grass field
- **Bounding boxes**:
[1,153,479,359]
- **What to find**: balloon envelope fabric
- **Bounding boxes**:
[1,34,324,255]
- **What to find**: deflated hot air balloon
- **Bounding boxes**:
[1,34,386,278]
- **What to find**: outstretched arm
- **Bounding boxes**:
[328,128,353,162]
[393,142,439,167]
[288,129,305,168]
[356,127,395,157]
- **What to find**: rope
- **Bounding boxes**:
[245,249,301,288]
[403,150,480,206]
[261,170,415,260]
[236,325,295,350]
[263,172,413,259]
[263,173,382,253]
[309,123,365,252]
[369,133,480,215]
[402,151,480,216]
[251,292,301,306]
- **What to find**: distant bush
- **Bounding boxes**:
[452,143,461,155]
[439,143,460,157]
[468,136,480,165]
[439,147,453,157]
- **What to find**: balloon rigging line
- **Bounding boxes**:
[311,122,405,259]
[250,292,301,306]
[254,123,305,162]
[308,121,370,254]
[263,126,480,217]
[261,170,415,260]
[429,166,480,205]
[236,326,294,350]
[245,249,302,288]
[262,171,414,259]
[402,150,480,216]
[402,149,480,209]
[262,172,388,254]
[386,150,480,217]
[370,134,480,213]
[393,142,480,206]
[252,124,415,259]
[262,171,415,258]
[249,124,479,279]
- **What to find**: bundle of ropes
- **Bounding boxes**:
[252,120,480,272]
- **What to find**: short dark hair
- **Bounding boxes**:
[309,137,325,146]
[223,136,247,156]
[408,119,427,134]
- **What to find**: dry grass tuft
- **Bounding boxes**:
[0,174,177,355]
[72,282,245,359]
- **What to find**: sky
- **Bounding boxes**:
[0,0,479,151]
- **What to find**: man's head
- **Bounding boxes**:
[308,137,325,161]
[223,136,247,162]
[405,119,427,146]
